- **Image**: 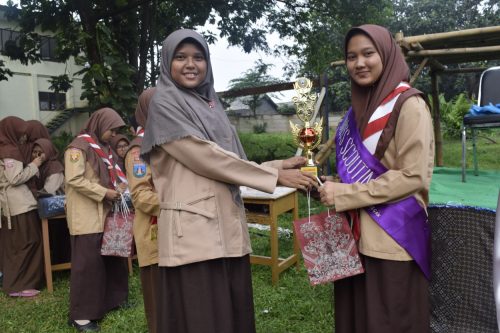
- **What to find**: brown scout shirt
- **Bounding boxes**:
[64,148,110,235]
[332,96,435,261]
[125,146,159,267]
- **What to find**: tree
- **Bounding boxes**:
[1,0,279,116]
[226,60,283,117]
[388,0,500,99]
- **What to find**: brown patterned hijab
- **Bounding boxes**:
[67,107,125,187]
[23,120,51,164]
[141,29,247,161]
[30,138,64,193]
[0,116,28,162]
[345,24,426,159]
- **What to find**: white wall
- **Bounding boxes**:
[0,7,87,131]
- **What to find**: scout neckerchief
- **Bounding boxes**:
[136,126,144,137]
[352,83,410,239]
[335,84,431,280]
[77,134,128,188]
[362,82,410,153]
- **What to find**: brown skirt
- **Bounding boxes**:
[334,255,429,333]
[140,264,159,333]
[69,233,129,321]
[1,210,43,294]
[157,255,256,333]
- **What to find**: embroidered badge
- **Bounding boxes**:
[133,162,146,178]
[69,149,81,163]
[4,159,14,168]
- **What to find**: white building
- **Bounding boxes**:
[0,4,88,135]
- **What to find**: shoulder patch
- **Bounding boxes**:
[133,162,146,178]
[69,149,81,163]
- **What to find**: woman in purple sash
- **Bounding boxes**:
[318,25,435,333]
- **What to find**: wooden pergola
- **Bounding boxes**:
[331,25,500,166]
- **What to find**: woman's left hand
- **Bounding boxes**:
[318,181,336,206]
[282,156,307,169]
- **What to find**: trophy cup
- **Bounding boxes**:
[289,77,323,177]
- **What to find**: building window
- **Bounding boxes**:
[0,28,58,61]
[39,91,66,111]
[40,35,58,61]
[0,28,20,52]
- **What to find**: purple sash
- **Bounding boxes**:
[335,108,431,279]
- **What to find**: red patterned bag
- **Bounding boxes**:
[293,210,364,285]
[101,211,134,257]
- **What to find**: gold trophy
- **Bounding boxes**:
[289,77,323,177]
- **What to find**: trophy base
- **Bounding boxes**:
[301,165,318,178]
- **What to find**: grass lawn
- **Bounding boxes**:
[0,129,498,333]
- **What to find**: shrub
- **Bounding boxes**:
[51,131,74,159]
[239,132,296,163]
[252,122,267,134]
[430,93,473,139]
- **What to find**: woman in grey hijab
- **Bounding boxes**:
[142,29,316,333]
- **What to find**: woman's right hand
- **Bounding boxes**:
[32,155,44,167]
[277,169,317,191]
[105,189,121,201]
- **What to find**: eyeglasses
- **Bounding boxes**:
[116,145,129,150]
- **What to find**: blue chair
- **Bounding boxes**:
[461,66,500,182]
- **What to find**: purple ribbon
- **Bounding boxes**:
[335,108,431,280]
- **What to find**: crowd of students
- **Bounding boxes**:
[0,24,433,333]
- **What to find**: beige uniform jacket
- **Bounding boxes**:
[38,172,64,194]
[332,96,435,261]
[64,148,110,235]
[125,146,159,267]
[150,136,279,267]
[0,158,38,227]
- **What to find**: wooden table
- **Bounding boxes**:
[241,186,300,285]
[41,215,135,293]
[41,214,70,293]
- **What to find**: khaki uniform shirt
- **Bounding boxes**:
[125,146,159,267]
[0,158,38,227]
[332,96,435,261]
[151,136,278,267]
[64,148,110,235]
[38,172,64,194]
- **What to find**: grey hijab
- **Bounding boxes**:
[141,29,247,161]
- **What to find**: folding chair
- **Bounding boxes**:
[461,66,500,182]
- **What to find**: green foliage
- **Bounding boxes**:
[277,104,295,115]
[75,23,137,117]
[226,60,283,117]
[239,132,296,163]
[252,122,268,134]
[430,93,473,139]
[48,74,73,93]
[50,131,74,159]
[0,59,13,81]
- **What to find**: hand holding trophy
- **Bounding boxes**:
[289,77,324,177]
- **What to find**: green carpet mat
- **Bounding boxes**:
[430,167,499,210]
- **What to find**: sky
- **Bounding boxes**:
[208,33,296,101]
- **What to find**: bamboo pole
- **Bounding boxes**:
[407,45,500,57]
[410,58,429,85]
[431,71,443,167]
[402,26,500,44]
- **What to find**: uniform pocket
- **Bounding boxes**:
[159,193,222,262]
